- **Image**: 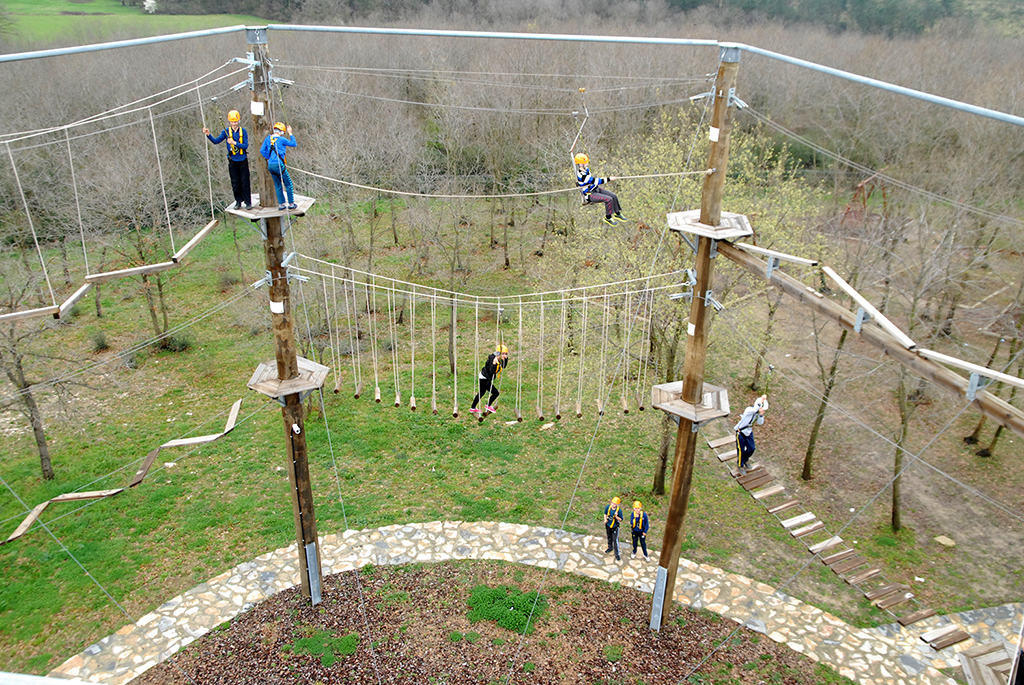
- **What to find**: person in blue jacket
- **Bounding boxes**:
[629,500,650,561]
[260,122,297,210]
[603,496,624,561]
[574,152,626,226]
[735,394,768,475]
[203,110,251,210]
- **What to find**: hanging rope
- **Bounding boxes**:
[388,286,401,407]
[598,288,610,416]
[515,296,523,423]
[451,296,459,418]
[6,142,56,306]
[620,290,631,415]
[322,273,339,394]
[536,300,545,420]
[148,107,175,254]
[195,80,215,220]
[64,128,89,277]
[430,294,438,415]
[369,277,381,403]
[636,291,651,411]
[409,286,417,411]
[576,294,588,418]
[347,269,363,398]
[554,293,566,420]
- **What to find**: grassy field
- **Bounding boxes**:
[1,0,266,46]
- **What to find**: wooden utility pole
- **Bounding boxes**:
[651,46,741,630]
[246,27,323,603]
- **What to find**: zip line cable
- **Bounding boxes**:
[6,140,57,308]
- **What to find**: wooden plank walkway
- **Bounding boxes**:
[702,430,966,650]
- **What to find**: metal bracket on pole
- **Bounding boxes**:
[709,239,719,259]
[255,218,267,240]
[650,566,668,631]
[966,372,991,401]
[854,307,871,333]
[304,542,322,605]
[245,27,268,45]
[766,256,781,280]
[680,232,697,255]
[251,270,271,289]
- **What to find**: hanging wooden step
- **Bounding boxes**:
[822,548,858,566]
[897,608,936,627]
[717,449,738,462]
[742,473,773,490]
[737,466,767,484]
[921,623,971,650]
[845,567,881,584]
[865,583,910,601]
[767,499,800,514]
[781,512,816,529]
[752,484,785,500]
[0,305,60,324]
[875,591,914,610]
[85,261,176,284]
[808,536,844,555]
[792,521,825,538]
[707,435,735,449]
[831,556,869,574]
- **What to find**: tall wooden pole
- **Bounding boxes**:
[652,46,740,630]
[248,28,322,603]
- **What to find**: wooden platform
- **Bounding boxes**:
[247,357,330,400]
[224,193,315,220]
[958,640,1014,685]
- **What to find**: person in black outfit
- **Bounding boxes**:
[470,344,509,414]
[203,110,251,210]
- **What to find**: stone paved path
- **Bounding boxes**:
[49,521,1022,684]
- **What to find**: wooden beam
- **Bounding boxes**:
[0,305,60,324]
[1,501,50,545]
[51,488,124,502]
[56,282,93,319]
[717,241,1024,439]
[821,266,917,349]
[223,398,243,433]
[172,219,219,263]
[85,261,176,284]
[735,242,819,266]
[918,348,1024,392]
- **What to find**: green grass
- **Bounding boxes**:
[2,0,267,45]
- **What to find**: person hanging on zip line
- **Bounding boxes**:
[735,394,768,475]
[203,110,252,210]
[469,344,509,415]
[573,152,627,226]
[260,122,297,211]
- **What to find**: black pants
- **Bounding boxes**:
[587,188,621,217]
[471,378,499,409]
[737,432,756,468]
[605,526,620,558]
[631,531,648,557]
[227,158,251,206]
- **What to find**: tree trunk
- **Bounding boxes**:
[141,273,162,338]
[891,371,912,532]
[803,328,848,480]
[232,220,247,284]
[94,246,107,318]
[448,298,457,375]
[654,414,673,495]
[750,290,783,391]
[503,209,510,269]
[156,274,169,335]
[7,356,53,480]
[59,234,70,286]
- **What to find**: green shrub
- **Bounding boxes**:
[522,662,536,673]
[464,631,480,644]
[603,644,623,662]
[286,629,359,667]
[467,585,547,635]
[89,330,109,352]
[448,631,463,642]
[160,333,192,352]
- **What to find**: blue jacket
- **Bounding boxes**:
[206,127,248,162]
[261,132,296,166]
[604,504,623,529]
[630,510,649,535]
[575,166,606,197]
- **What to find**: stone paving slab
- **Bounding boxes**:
[47,521,1023,684]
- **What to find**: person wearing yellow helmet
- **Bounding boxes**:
[259,121,298,210]
[603,496,624,561]
[573,152,627,226]
[629,500,650,561]
[734,394,768,475]
[202,109,252,210]
[470,344,510,414]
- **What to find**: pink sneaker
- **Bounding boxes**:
[485,405,497,413]
[469,408,481,414]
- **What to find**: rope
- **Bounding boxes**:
[451,297,459,418]
[614,169,711,181]
[347,268,362,398]
[196,80,215,220]
[148,107,175,254]
[621,290,632,414]
[474,297,480,409]
[536,301,545,420]
[554,293,566,419]
[409,285,416,411]
[64,127,89,277]
[636,292,651,410]
[388,286,401,407]
[6,141,56,306]
[289,165,577,200]
[322,272,338,392]
[576,294,588,418]
[515,296,523,422]
[431,294,438,414]
[369,277,381,403]
[598,288,610,415]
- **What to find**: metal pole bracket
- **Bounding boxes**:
[967,372,991,401]
[855,307,871,333]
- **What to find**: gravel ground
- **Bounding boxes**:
[135,560,852,685]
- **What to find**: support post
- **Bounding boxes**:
[652,46,740,631]
[249,27,322,603]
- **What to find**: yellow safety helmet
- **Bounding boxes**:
[573,153,589,165]
[496,344,509,354]
[633,501,642,509]
[273,121,286,132]
[227,110,241,123]
[611,496,621,504]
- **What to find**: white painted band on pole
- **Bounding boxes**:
[688,322,696,336]
[709,126,720,142]
[270,300,284,314]
[251,100,265,116]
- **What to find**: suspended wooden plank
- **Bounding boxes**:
[832,556,869,574]
[930,629,970,650]
[2,501,50,545]
[707,435,735,449]
[875,591,914,610]
[822,266,916,349]
[741,473,773,490]
[162,434,221,448]
[898,608,936,626]
[51,488,123,502]
[752,484,785,500]
[734,242,819,267]
[792,521,825,538]
[808,536,844,555]
[56,282,93,319]
[822,548,858,565]
[920,623,961,643]
[845,567,881,584]
[172,219,219,263]
[223,399,242,433]
[0,305,60,324]
[781,512,816,529]
[717,449,737,462]
[866,583,910,601]
[85,261,176,284]
[130,447,162,487]
[767,499,800,514]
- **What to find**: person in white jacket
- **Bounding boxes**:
[734,394,768,475]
